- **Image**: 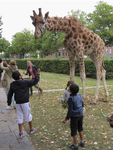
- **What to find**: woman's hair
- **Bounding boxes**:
[9,60,16,66]
[27,61,33,67]
[65,80,75,90]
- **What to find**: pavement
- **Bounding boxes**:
[0,88,36,150]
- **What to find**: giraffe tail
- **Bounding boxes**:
[102,59,106,70]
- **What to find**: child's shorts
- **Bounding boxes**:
[16,102,32,124]
[70,115,83,136]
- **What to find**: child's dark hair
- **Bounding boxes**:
[12,70,20,80]
[65,80,75,90]
[70,83,79,95]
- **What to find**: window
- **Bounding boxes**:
[106,48,108,54]
[110,48,111,54]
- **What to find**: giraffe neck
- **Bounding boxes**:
[45,16,84,34]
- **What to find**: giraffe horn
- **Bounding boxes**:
[33,10,37,16]
[39,8,42,16]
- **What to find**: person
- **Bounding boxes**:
[0,58,3,83]
[62,83,85,150]
[7,70,39,138]
[23,61,42,94]
[107,113,113,128]
[62,80,75,101]
[0,60,18,109]
[0,72,2,83]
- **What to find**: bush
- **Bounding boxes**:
[3,58,113,79]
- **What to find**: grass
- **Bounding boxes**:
[19,70,113,150]
[20,69,113,90]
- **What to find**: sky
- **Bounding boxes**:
[0,0,113,43]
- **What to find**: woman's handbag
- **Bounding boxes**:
[0,68,3,73]
[2,79,8,87]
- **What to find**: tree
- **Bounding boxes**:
[68,9,88,26]
[87,1,113,45]
[0,16,3,38]
[11,29,33,57]
[39,31,65,57]
[0,38,10,58]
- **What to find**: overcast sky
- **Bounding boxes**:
[0,0,113,43]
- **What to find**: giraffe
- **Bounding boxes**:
[30,8,108,104]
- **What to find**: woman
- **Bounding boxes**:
[0,60,18,109]
[23,61,43,94]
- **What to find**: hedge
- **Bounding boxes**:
[3,58,113,79]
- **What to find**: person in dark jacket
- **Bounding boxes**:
[62,83,85,150]
[0,58,3,83]
[7,70,39,138]
[23,61,42,95]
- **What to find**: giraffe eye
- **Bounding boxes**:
[41,21,45,24]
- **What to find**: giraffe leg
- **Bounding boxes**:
[91,75,100,104]
[91,67,108,104]
[68,51,75,80]
[89,53,108,104]
[101,68,109,102]
[76,53,86,101]
[89,54,99,104]
[81,73,86,101]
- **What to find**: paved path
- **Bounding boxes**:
[0,88,36,150]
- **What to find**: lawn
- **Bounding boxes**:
[20,70,113,150]
[20,69,113,90]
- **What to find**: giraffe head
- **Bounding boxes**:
[30,8,49,39]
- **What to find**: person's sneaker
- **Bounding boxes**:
[69,144,79,150]
[30,128,37,134]
[80,141,85,147]
[18,133,23,139]
[14,106,16,109]
[6,106,14,110]
[39,88,43,94]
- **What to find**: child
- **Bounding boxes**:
[7,70,39,138]
[0,58,3,83]
[62,83,85,150]
[62,80,75,101]
[107,112,113,128]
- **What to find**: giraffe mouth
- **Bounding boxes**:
[35,22,48,38]
[36,24,44,37]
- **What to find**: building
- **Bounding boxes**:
[105,46,113,58]
[47,45,113,59]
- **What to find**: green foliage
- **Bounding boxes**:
[87,1,113,45]
[0,38,10,58]
[11,29,34,55]
[7,58,113,79]
[68,9,88,26]
[59,99,68,109]
[39,31,65,57]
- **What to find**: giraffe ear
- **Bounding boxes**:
[45,12,49,20]
[30,16,34,21]
[39,8,42,16]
